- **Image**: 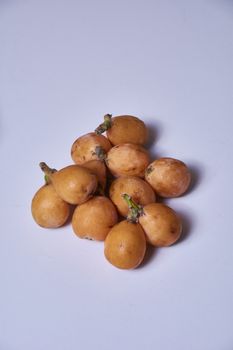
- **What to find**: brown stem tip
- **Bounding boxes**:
[95,114,112,134]
[39,162,57,176]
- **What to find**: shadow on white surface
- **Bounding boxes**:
[186,161,204,195]
[146,119,164,149]
[174,209,194,245]
[137,243,157,269]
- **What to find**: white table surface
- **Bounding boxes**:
[1,1,233,349]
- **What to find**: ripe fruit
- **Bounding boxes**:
[33,113,193,271]
[31,184,70,228]
[106,143,150,177]
[95,114,148,146]
[104,220,146,269]
[72,196,118,241]
[71,132,112,165]
[40,162,97,205]
[139,203,182,247]
[109,176,156,217]
[145,157,191,197]
[123,194,182,247]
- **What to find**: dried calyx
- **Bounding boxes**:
[92,146,107,161]
[122,193,144,223]
[95,114,112,134]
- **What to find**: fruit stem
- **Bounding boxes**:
[95,114,112,134]
[39,162,57,184]
[122,193,144,223]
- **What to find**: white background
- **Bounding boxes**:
[0,1,233,349]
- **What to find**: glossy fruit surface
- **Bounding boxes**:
[40,163,98,205]
[31,184,70,228]
[102,115,147,146]
[145,158,191,197]
[72,196,118,241]
[71,132,111,165]
[104,220,146,269]
[139,203,182,246]
[106,143,150,177]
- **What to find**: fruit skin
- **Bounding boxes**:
[139,203,182,247]
[109,176,156,217]
[106,115,147,146]
[71,132,112,165]
[145,157,191,197]
[31,184,70,228]
[50,165,97,205]
[106,143,150,178]
[83,160,107,190]
[104,220,146,269]
[72,196,118,241]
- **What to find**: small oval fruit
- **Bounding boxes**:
[145,157,191,197]
[95,114,148,146]
[122,194,182,247]
[71,132,112,165]
[139,203,182,247]
[109,176,156,217]
[104,220,146,269]
[40,163,97,205]
[31,184,70,228]
[106,143,150,177]
[72,196,118,241]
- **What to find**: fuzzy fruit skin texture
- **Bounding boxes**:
[71,132,112,165]
[104,221,146,269]
[106,115,147,146]
[83,160,107,190]
[109,176,156,217]
[72,196,118,241]
[31,184,70,228]
[106,143,150,178]
[51,165,97,205]
[139,203,182,247]
[145,158,191,198]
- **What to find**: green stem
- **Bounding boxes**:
[95,114,112,134]
[122,193,144,223]
[39,162,57,184]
